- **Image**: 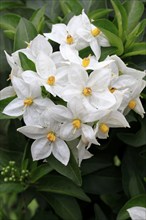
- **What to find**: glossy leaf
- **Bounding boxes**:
[14,18,37,51]
[0,96,16,119]
[0,183,25,193]
[0,13,21,32]
[38,175,90,202]
[117,117,146,147]
[30,163,53,183]
[44,194,82,220]
[123,0,144,33]
[123,42,146,57]
[121,147,145,197]
[89,9,113,20]
[19,52,36,71]
[117,194,146,220]
[111,0,127,40]
[48,153,82,186]
[30,6,46,33]
[94,204,108,220]
[0,1,23,11]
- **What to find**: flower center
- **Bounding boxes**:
[82,56,90,67]
[66,34,74,44]
[47,132,56,142]
[47,76,55,85]
[128,100,136,109]
[72,119,81,129]
[91,27,100,37]
[24,98,33,106]
[83,87,92,96]
[109,87,117,93]
[99,123,109,133]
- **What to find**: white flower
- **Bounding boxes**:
[44,14,87,62]
[95,110,130,139]
[127,206,146,220]
[76,10,110,59]
[62,64,116,110]
[17,121,70,165]
[49,98,99,145]
[3,76,53,125]
[35,52,68,97]
[119,80,146,118]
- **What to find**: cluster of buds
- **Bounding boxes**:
[0,161,30,183]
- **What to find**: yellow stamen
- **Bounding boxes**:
[91,27,100,37]
[99,123,109,133]
[82,55,91,67]
[83,87,92,96]
[25,41,30,48]
[47,76,55,85]
[66,34,74,44]
[128,100,136,109]
[72,119,81,129]
[109,87,117,93]
[24,98,33,106]
[47,132,56,142]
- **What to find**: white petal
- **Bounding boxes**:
[31,138,52,161]
[23,106,42,125]
[17,125,47,139]
[0,86,16,100]
[44,23,67,44]
[12,76,30,98]
[36,52,56,78]
[91,91,116,109]
[60,44,79,63]
[82,124,99,145]
[68,64,88,86]
[134,97,145,118]
[62,86,81,102]
[22,71,41,85]
[90,39,101,60]
[60,122,81,141]
[30,34,53,57]
[52,138,70,165]
[98,33,110,47]
[127,207,146,220]
[3,98,24,116]
[49,105,72,122]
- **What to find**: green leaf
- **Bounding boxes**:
[81,156,113,176]
[83,166,122,195]
[30,163,53,183]
[48,153,82,186]
[60,0,83,16]
[19,52,36,71]
[44,194,82,220]
[123,0,144,33]
[14,17,37,51]
[117,194,146,220]
[0,13,21,32]
[30,6,46,33]
[94,204,108,220]
[0,183,25,193]
[0,96,17,120]
[41,86,50,98]
[38,175,90,202]
[125,19,146,49]
[0,1,24,11]
[121,147,145,197]
[117,117,146,147]
[111,0,127,40]
[123,42,146,58]
[89,9,113,20]
[3,30,15,40]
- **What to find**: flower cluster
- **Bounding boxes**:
[1,10,146,166]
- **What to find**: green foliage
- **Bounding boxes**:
[0,0,146,219]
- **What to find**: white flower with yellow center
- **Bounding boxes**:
[95,110,130,139]
[3,76,53,125]
[62,64,116,110]
[119,80,146,118]
[17,121,70,165]
[76,10,110,59]
[34,52,68,97]
[44,15,88,63]
[49,98,99,145]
